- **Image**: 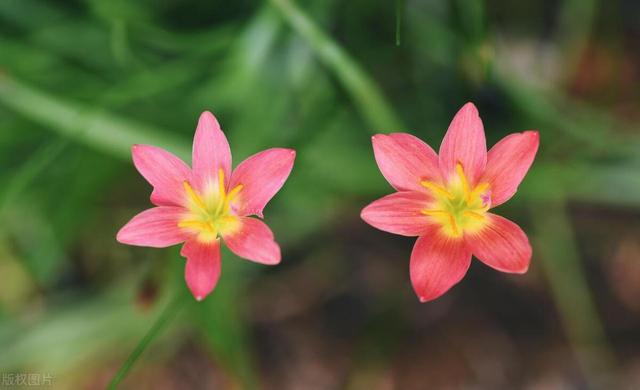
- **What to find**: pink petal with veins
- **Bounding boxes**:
[223,217,281,265]
[372,133,442,192]
[439,102,487,185]
[465,213,532,274]
[132,145,191,207]
[229,148,295,218]
[361,191,434,236]
[192,111,232,192]
[117,206,189,248]
[182,239,222,301]
[481,131,539,207]
[410,227,472,302]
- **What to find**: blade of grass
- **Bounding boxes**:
[557,0,597,79]
[0,138,68,218]
[0,272,171,373]
[531,199,616,383]
[270,0,403,131]
[107,290,185,389]
[0,74,189,160]
[494,72,633,155]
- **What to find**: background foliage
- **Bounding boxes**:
[0,0,639,388]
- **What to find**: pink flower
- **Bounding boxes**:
[117,112,295,301]
[361,103,539,302]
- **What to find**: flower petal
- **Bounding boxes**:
[192,111,232,192]
[222,217,281,265]
[181,239,222,301]
[465,213,531,274]
[439,102,487,185]
[372,133,441,192]
[132,145,191,207]
[481,131,539,207]
[410,229,472,302]
[229,148,295,218]
[117,207,189,248]
[361,191,434,236]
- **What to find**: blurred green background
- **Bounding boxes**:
[0,0,639,388]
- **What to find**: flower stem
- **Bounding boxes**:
[107,292,184,389]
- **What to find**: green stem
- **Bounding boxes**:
[107,293,184,389]
[531,200,616,383]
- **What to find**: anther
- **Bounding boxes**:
[420,180,454,199]
[468,182,489,204]
[421,209,451,217]
[183,181,207,211]
[463,210,485,221]
[455,163,471,200]
[448,214,459,236]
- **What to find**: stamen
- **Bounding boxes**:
[213,168,228,215]
[178,220,211,230]
[224,184,243,210]
[217,168,226,198]
[419,165,490,237]
[463,210,485,221]
[226,184,243,202]
[420,180,454,199]
[449,214,459,235]
[183,181,207,211]
[421,209,451,217]
[221,215,239,226]
[179,170,240,240]
[468,182,489,203]
[456,163,470,199]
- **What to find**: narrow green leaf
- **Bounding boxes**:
[0,138,68,217]
[0,74,189,160]
[531,200,616,380]
[270,0,403,131]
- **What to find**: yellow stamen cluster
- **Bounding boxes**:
[420,163,490,238]
[178,169,243,242]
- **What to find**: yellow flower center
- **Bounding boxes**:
[420,163,490,238]
[178,169,243,243]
